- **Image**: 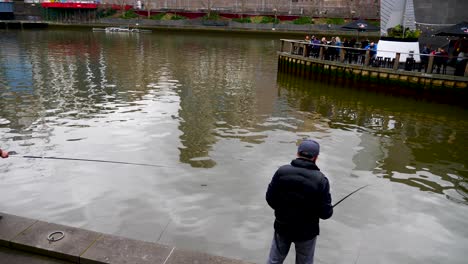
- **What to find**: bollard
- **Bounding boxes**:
[303,43,308,57]
[290,42,294,54]
[319,47,324,60]
[393,53,401,70]
[281,40,284,53]
[340,49,345,63]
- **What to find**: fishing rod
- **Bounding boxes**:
[9,152,171,168]
[332,184,369,208]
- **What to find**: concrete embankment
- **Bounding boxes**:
[0,18,380,39]
[0,213,251,264]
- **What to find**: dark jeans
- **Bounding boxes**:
[267,232,317,264]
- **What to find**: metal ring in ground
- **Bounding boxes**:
[47,231,65,242]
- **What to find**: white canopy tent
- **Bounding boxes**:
[376,39,421,63]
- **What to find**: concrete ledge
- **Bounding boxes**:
[166,248,248,264]
[0,246,71,264]
[10,220,102,263]
[80,234,173,264]
[0,213,37,247]
[0,213,252,264]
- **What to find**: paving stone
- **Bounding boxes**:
[0,246,72,264]
[80,234,173,264]
[10,220,102,263]
[0,213,37,247]
[165,248,252,264]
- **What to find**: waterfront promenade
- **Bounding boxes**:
[0,213,251,264]
[0,19,380,39]
[277,39,468,104]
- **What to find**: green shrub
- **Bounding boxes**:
[202,12,221,21]
[250,16,263,24]
[97,8,116,18]
[250,16,278,24]
[171,14,186,20]
[121,10,138,19]
[387,24,421,38]
[260,16,279,24]
[250,16,280,24]
[150,13,165,20]
[325,17,345,25]
[293,16,314,25]
[368,20,380,27]
[405,29,421,38]
[233,17,252,23]
[150,13,186,20]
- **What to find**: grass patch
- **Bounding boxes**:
[169,14,185,20]
[325,18,345,25]
[150,13,165,20]
[293,16,314,25]
[202,12,221,21]
[250,16,279,24]
[150,13,186,20]
[121,10,138,19]
[233,17,252,23]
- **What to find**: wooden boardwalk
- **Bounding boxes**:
[278,39,468,93]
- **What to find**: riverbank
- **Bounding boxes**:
[0,18,380,39]
[0,212,251,264]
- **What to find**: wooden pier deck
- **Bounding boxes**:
[277,39,468,103]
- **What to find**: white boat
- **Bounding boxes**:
[92,26,152,33]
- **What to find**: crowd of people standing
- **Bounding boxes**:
[302,35,377,64]
[420,38,467,76]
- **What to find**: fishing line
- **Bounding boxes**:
[9,153,171,168]
[333,184,369,208]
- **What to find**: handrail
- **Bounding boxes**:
[279,39,468,59]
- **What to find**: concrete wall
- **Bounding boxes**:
[414,0,468,24]
[104,0,380,19]
[13,0,42,20]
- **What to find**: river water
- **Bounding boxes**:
[1,30,467,263]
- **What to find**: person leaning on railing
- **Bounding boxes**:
[420,44,432,72]
[432,48,449,74]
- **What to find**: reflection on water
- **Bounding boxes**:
[0,30,279,168]
[1,30,467,202]
[277,73,468,204]
[1,29,468,263]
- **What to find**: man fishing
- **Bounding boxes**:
[266,139,333,264]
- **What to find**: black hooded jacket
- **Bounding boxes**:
[266,158,333,241]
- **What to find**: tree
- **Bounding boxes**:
[239,0,247,19]
[202,0,215,17]
[145,0,157,18]
[114,0,128,15]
